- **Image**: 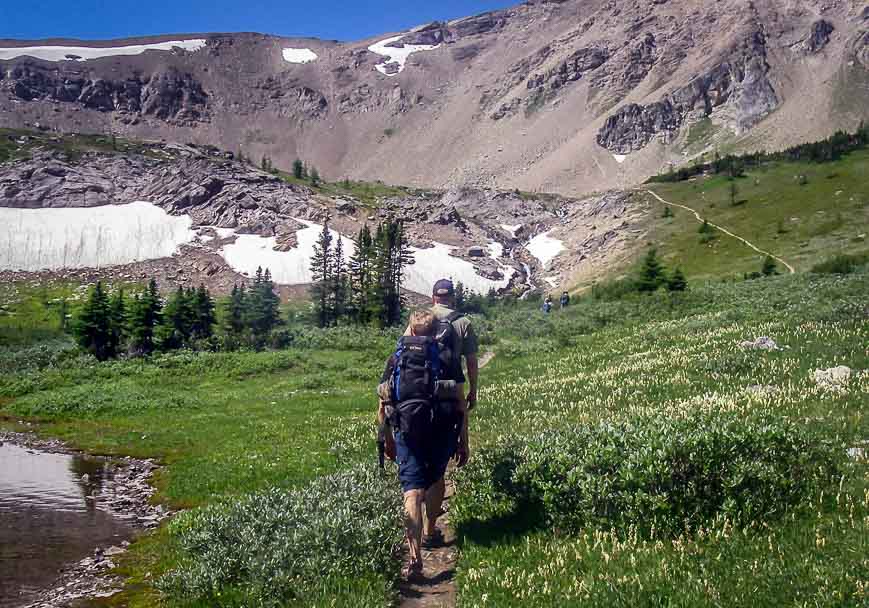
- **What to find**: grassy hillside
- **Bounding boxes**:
[645,150,869,280]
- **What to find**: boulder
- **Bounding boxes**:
[812,366,851,387]
[739,336,779,350]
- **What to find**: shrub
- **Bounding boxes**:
[453,412,842,538]
[158,465,403,606]
[810,252,869,275]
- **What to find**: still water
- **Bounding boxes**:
[0,443,133,607]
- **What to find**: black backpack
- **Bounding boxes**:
[389,336,441,444]
[434,311,465,383]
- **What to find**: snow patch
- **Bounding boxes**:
[0,202,196,271]
[613,154,628,164]
[487,242,503,259]
[405,242,514,296]
[500,224,522,237]
[282,48,318,64]
[0,39,206,62]
[526,231,565,269]
[220,220,354,285]
[367,35,440,76]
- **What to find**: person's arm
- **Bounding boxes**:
[465,352,479,409]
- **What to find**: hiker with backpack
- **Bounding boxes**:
[560,291,570,309]
[377,309,454,577]
[376,279,478,577]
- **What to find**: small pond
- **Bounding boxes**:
[0,443,133,607]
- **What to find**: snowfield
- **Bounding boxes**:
[501,224,522,237]
[220,220,355,285]
[0,39,206,62]
[282,48,318,64]
[405,242,514,296]
[220,223,513,295]
[0,202,196,271]
[526,231,565,269]
[613,154,628,164]
[367,35,440,75]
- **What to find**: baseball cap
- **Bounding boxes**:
[432,279,455,296]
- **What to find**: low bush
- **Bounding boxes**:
[9,379,205,417]
[810,252,869,275]
[453,412,842,538]
[158,465,404,607]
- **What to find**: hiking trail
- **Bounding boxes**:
[397,351,495,608]
[643,190,796,274]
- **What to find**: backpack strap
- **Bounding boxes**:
[445,310,464,324]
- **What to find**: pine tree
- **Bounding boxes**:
[667,267,688,292]
[761,255,779,277]
[662,206,673,219]
[454,281,466,312]
[221,284,247,347]
[293,158,304,179]
[349,225,375,324]
[637,248,666,293]
[331,235,348,323]
[108,288,127,356]
[310,219,333,327]
[74,281,114,361]
[160,286,195,350]
[698,218,713,234]
[128,279,162,356]
[191,285,216,340]
[310,166,321,186]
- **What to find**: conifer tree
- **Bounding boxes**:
[454,281,466,312]
[331,235,348,323]
[191,285,216,340]
[108,288,127,356]
[293,158,304,179]
[310,166,320,186]
[667,268,688,292]
[128,279,162,356]
[310,218,333,327]
[221,284,247,347]
[349,225,375,324]
[160,286,194,350]
[761,255,779,277]
[74,281,114,361]
[637,248,666,293]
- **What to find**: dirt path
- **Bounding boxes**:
[643,189,796,274]
[398,351,495,608]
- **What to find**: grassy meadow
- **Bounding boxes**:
[1,139,868,606]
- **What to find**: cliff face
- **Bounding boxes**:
[0,0,867,196]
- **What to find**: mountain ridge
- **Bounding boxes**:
[0,0,867,197]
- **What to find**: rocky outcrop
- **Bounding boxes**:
[526,45,610,91]
[804,20,835,54]
[597,29,778,153]
[2,64,208,124]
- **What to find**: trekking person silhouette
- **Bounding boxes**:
[560,291,570,309]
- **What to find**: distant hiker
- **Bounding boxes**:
[542,295,553,314]
[377,309,459,578]
[560,291,570,309]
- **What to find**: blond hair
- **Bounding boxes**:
[409,309,436,336]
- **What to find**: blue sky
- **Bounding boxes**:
[0,1,517,42]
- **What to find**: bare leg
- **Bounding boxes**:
[424,478,445,536]
[404,489,425,567]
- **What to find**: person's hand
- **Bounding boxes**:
[456,442,470,468]
[466,388,477,411]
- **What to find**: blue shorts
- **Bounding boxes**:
[394,429,458,492]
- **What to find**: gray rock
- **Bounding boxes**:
[740,336,779,351]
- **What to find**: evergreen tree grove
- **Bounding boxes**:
[637,248,666,293]
[310,219,334,327]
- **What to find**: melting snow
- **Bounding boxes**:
[501,224,522,237]
[367,35,440,76]
[220,219,354,284]
[487,242,504,259]
[405,242,514,296]
[0,202,196,271]
[613,154,628,164]
[221,223,513,294]
[0,39,206,62]
[282,48,318,64]
[526,231,565,269]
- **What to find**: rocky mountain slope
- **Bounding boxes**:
[0,133,648,295]
[0,0,866,197]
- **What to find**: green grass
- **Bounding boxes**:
[454,270,869,607]
[648,150,869,280]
